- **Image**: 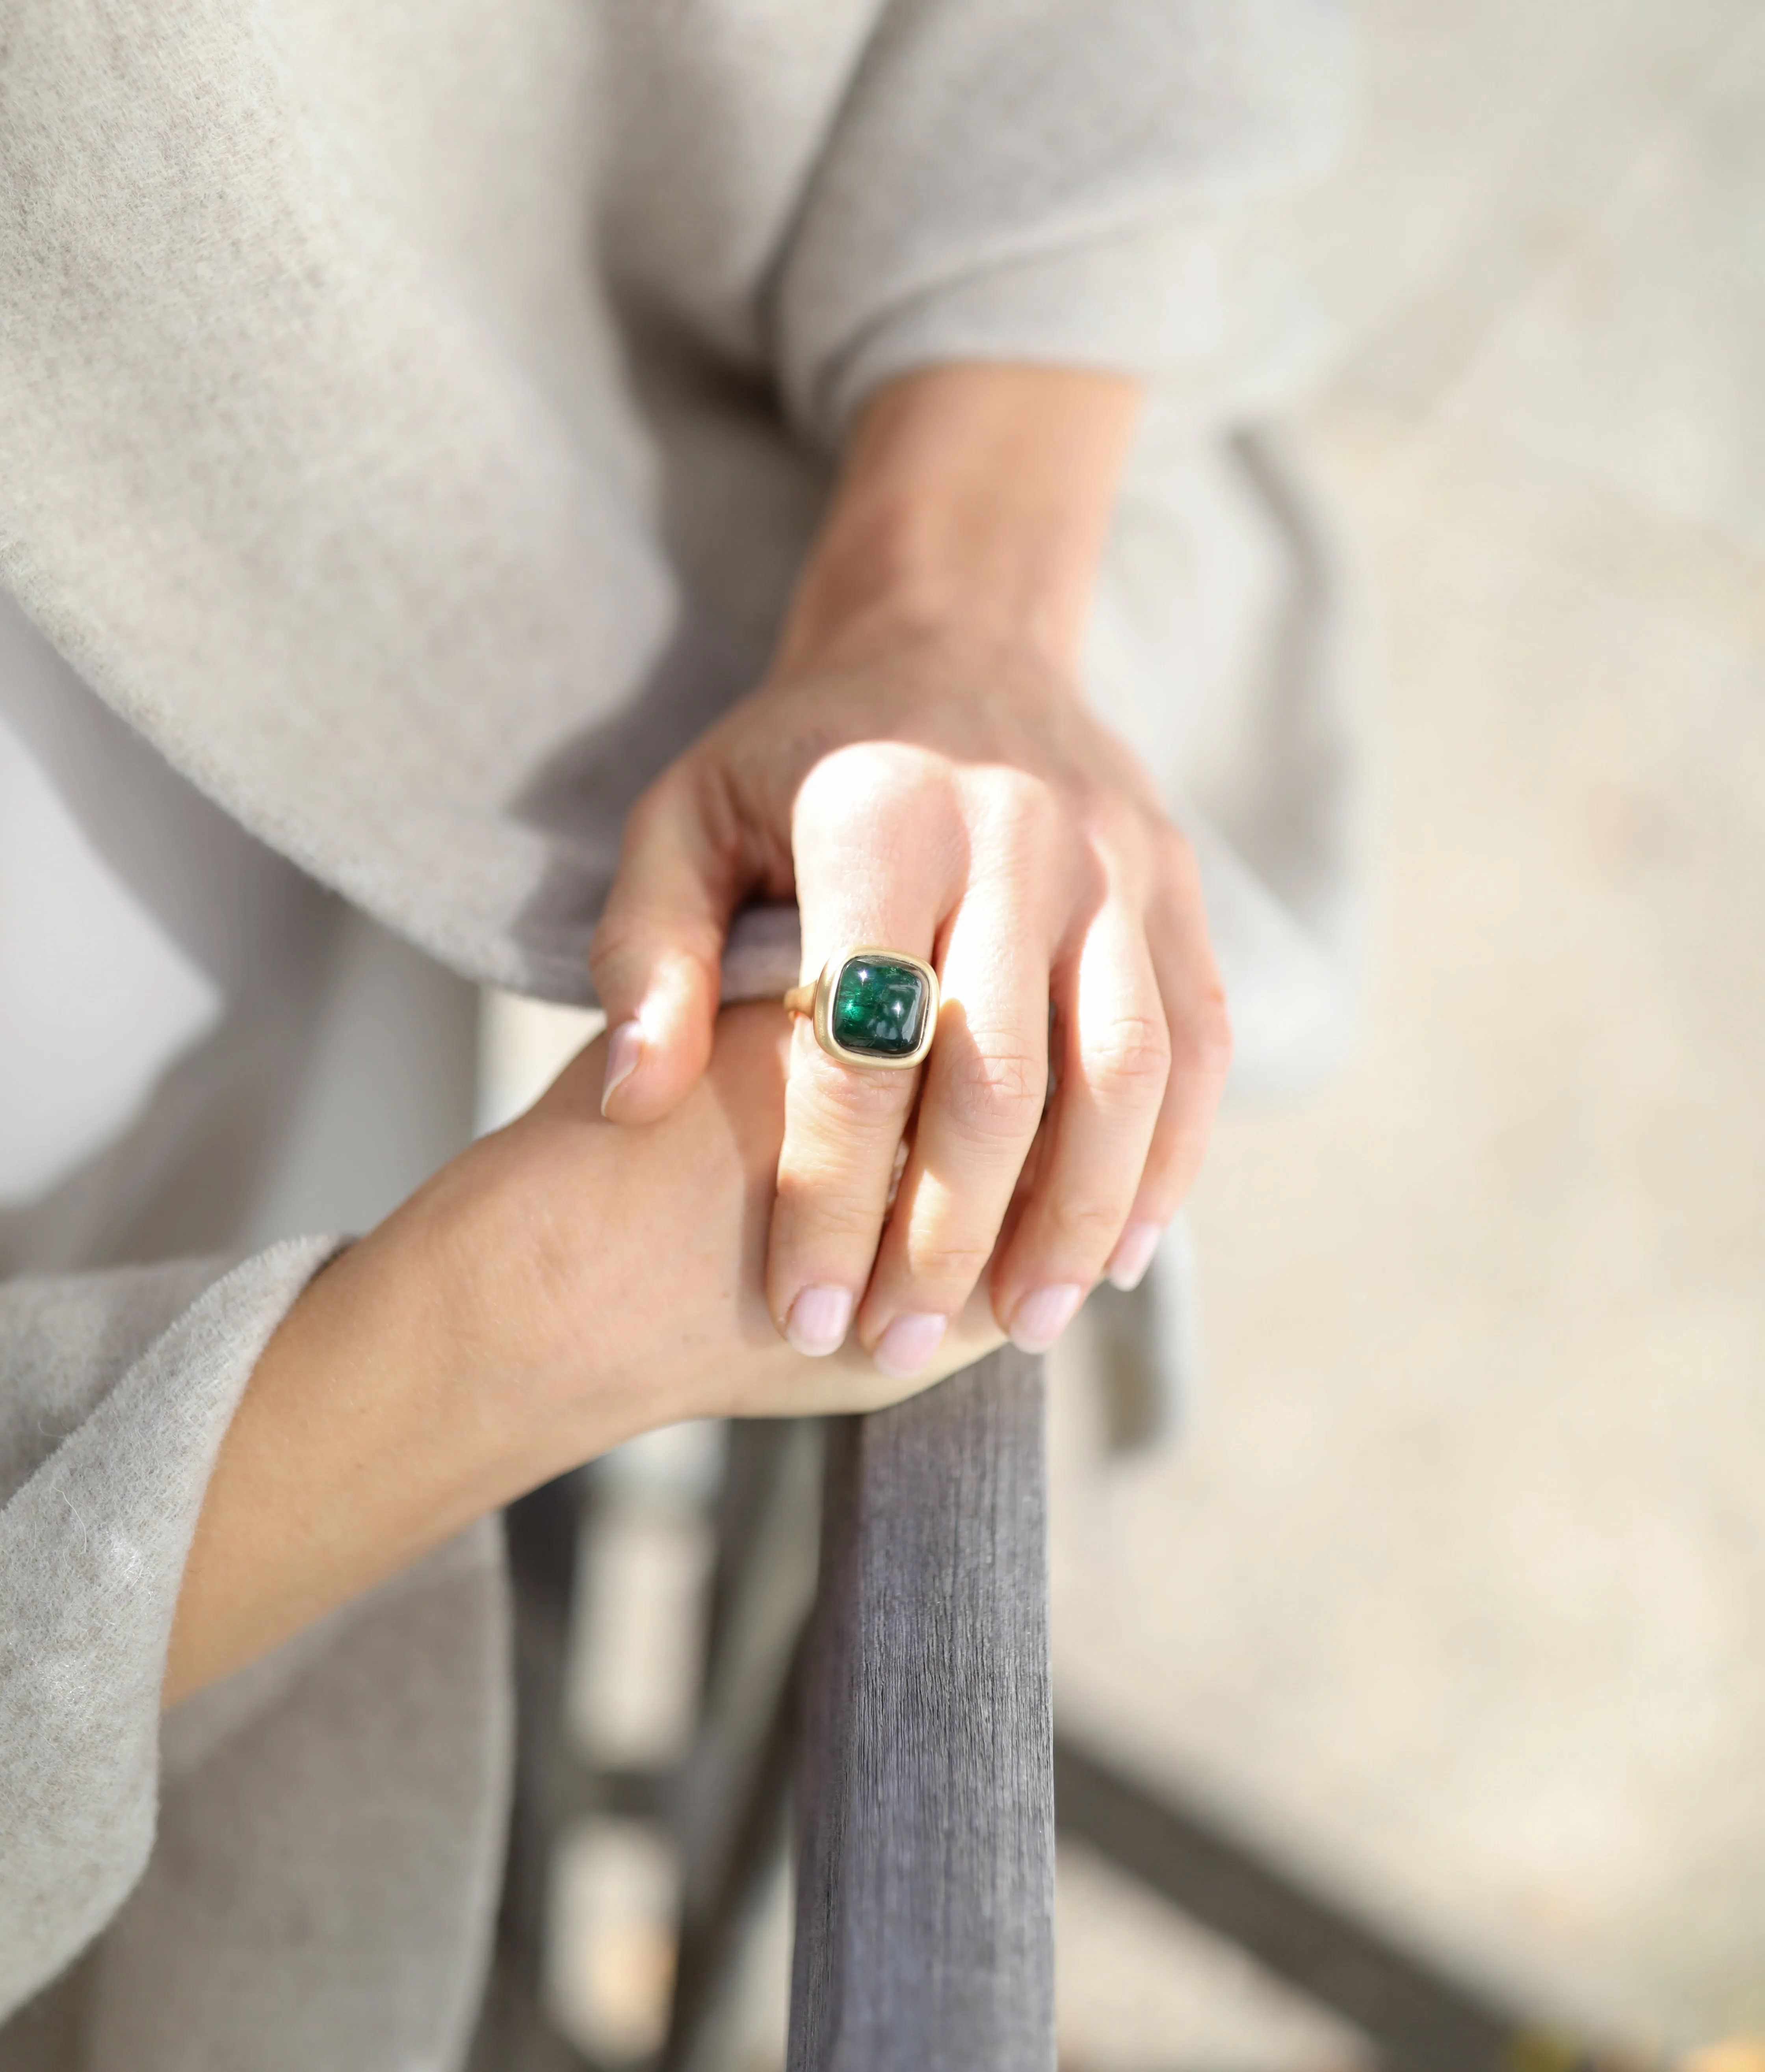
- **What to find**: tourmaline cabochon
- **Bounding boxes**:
[829,957,930,1059]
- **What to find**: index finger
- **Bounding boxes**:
[590,766,741,1124]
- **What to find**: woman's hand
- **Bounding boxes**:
[165,1007,1001,1706]
[451,1006,1005,1426]
[591,366,1231,1378]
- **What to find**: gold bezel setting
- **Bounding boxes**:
[797,946,940,1070]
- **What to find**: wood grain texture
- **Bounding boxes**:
[787,1350,1054,2072]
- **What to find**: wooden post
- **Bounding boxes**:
[787,1349,1054,2072]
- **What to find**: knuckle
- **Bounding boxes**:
[1175,990,1234,1084]
[778,1182,885,1245]
[939,1040,1046,1141]
[1088,1011,1172,1096]
[1044,1190,1132,1257]
[803,1057,914,1132]
[907,1232,996,1289]
[588,908,648,967]
[587,912,649,990]
[589,907,719,991]
[975,783,1066,903]
[985,768,1058,848]
[797,740,943,831]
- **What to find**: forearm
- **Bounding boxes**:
[162,1033,695,1710]
[162,1135,612,1708]
[776,362,1141,675]
[163,1011,1003,1708]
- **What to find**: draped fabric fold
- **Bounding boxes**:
[0,4,1360,2061]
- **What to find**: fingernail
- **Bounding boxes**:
[600,1018,643,1116]
[1105,1219,1161,1293]
[786,1285,854,1358]
[1008,1282,1084,1354]
[872,1312,947,1380]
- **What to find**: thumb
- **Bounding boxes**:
[589,770,739,1123]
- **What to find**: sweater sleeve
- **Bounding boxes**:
[767,0,1354,446]
[0,1240,338,2019]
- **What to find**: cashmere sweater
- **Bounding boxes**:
[0,4,1360,2062]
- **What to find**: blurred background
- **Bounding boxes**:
[479,0,1765,2061]
[1050,0,1765,2057]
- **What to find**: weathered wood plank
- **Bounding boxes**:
[787,1349,1054,2072]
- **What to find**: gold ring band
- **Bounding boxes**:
[783,947,939,1070]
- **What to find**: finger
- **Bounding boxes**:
[1099,833,1232,1290]
[855,870,1051,1379]
[589,766,743,1124]
[765,744,959,1357]
[991,889,1171,1351]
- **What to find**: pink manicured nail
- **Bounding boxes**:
[1009,1282,1083,1354]
[1105,1219,1161,1293]
[600,1018,643,1115]
[786,1285,854,1358]
[872,1312,947,1380]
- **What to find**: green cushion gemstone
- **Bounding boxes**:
[829,957,929,1059]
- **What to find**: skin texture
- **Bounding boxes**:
[593,364,1232,1378]
[163,1009,1003,1706]
[164,361,1231,1705]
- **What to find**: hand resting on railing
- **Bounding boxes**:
[162,1004,1003,1709]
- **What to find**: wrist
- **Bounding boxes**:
[776,362,1139,679]
[415,1118,678,1468]
[163,1204,526,1706]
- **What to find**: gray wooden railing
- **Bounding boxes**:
[463,894,1653,2069]
[788,1349,1053,2072]
[484,1351,1647,2072]
[480,1349,1055,2072]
